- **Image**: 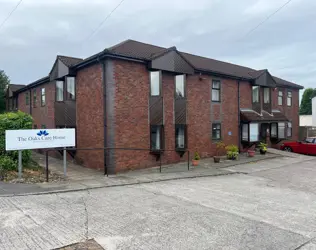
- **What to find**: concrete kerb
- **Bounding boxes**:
[0,171,245,197]
[0,150,291,198]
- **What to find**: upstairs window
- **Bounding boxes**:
[175,124,186,149]
[25,92,29,106]
[33,89,37,107]
[41,88,46,106]
[212,123,221,140]
[287,122,292,137]
[212,80,221,102]
[150,71,160,96]
[56,81,64,101]
[175,75,185,97]
[150,125,163,150]
[66,77,75,100]
[278,91,283,105]
[252,86,259,103]
[263,88,270,103]
[287,91,292,106]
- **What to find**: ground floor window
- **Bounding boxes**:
[250,123,259,142]
[175,124,186,149]
[242,124,249,141]
[271,123,277,138]
[150,125,163,150]
[212,123,221,140]
[241,123,259,142]
[287,122,292,137]
[278,122,285,139]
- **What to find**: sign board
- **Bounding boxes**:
[228,131,232,136]
[5,129,76,151]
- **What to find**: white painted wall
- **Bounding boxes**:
[313,97,316,127]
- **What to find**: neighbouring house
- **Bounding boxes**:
[8,39,303,174]
[299,115,316,140]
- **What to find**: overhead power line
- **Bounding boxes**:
[0,0,23,31]
[83,0,126,42]
[243,0,293,38]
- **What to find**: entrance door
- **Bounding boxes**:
[260,123,269,142]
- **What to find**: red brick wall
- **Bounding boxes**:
[18,90,30,114]
[31,82,55,129]
[76,64,104,170]
[239,81,252,109]
[114,60,156,171]
[221,78,239,146]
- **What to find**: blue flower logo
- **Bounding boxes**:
[37,130,49,136]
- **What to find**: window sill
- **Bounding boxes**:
[211,100,221,103]
[212,138,222,141]
[150,149,163,155]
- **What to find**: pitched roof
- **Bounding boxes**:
[57,55,83,67]
[9,84,25,92]
[77,39,302,89]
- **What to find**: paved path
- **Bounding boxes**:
[1,151,282,196]
[0,156,315,249]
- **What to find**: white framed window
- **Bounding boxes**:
[278,91,283,105]
[287,122,292,137]
[278,122,285,139]
[287,91,292,106]
[175,75,185,97]
[242,123,249,141]
[249,123,259,142]
[56,81,64,101]
[175,125,186,149]
[66,77,75,100]
[263,88,270,103]
[150,71,160,96]
[271,123,277,138]
[252,86,259,103]
[212,80,221,102]
[41,88,46,106]
[151,125,163,150]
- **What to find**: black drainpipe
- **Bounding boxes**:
[99,57,107,175]
[238,81,241,153]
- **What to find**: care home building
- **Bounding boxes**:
[6,39,303,174]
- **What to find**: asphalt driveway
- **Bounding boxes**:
[0,155,315,249]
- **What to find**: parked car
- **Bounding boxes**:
[280,137,316,155]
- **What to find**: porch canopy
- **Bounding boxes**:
[240,109,288,123]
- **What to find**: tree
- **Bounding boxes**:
[300,88,316,115]
[0,70,10,113]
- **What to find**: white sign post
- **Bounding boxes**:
[5,128,76,178]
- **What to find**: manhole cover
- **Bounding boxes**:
[54,239,104,250]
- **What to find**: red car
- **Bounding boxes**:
[280,137,316,155]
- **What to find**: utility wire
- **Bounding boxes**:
[0,0,23,31]
[83,0,126,42]
[243,0,293,38]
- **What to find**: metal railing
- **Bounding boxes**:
[45,147,190,182]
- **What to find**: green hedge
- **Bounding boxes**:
[0,111,33,170]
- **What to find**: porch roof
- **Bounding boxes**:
[240,109,289,122]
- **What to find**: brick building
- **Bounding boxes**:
[7,40,303,174]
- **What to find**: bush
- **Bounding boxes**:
[194,152,200,160]
[0,155,17,171]
[226,144,239,160]
[0,111,33,169]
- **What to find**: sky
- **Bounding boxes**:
[0,0,315,100]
